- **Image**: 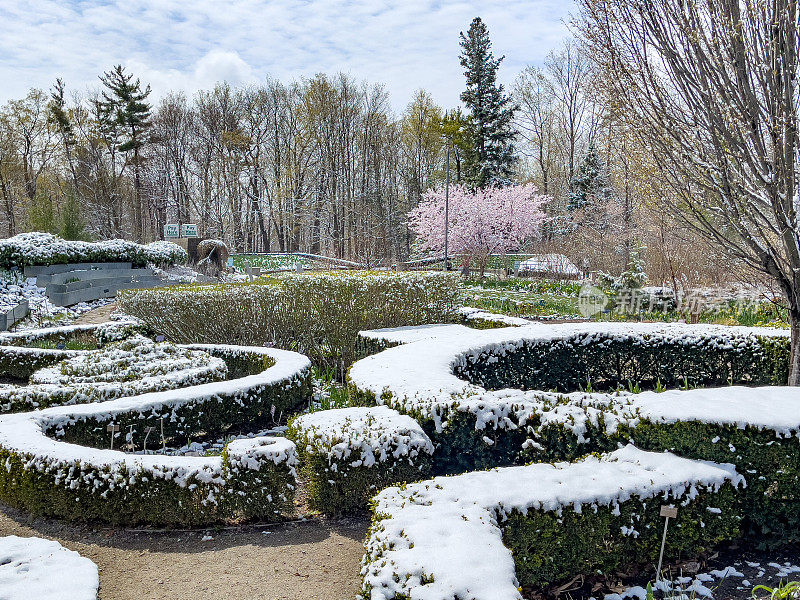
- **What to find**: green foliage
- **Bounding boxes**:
[54,347,310,450]
[459,17,517,187]
[287,418,432,515]
[504,485,740,588]
[568,143,614,211]
[0,440,294,527]
[456,331,789,392]
[752,581,800,600]
[627,420,800,546]
[119,271,462,374]
[27,191,57,234]
[59,191,87,240]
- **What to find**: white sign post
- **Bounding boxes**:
[181,223,198,238]
[164,223,179,239]
[656,505,678,582]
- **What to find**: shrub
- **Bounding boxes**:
[362,447,742,599]
[287,406,434,515]
[0,335,229,413]
[456,329,789,392]
[0,345,311,526]
[118,270,462,372]
[0,232,187,268]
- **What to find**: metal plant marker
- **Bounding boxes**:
[107,423,120,450]
[656,505,678,583]
[143,426,156,454]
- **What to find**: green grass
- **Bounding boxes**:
[232,254,312,271]
[464,276,789,327]
[309,367,351,412]
[463,277,582,319]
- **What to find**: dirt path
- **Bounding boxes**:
[0,504,367,600]
[73,303,118,325]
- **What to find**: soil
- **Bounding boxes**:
[0,503,368,600]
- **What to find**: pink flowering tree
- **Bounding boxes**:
[408,183,549,276]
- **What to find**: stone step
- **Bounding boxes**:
[27,262,133,285]
[47,278,167,307]
[47,267,154,286]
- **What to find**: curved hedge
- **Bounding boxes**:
[2,335,229,413]
[349,322,799,544]
[0,343,312,525]
[362,446,742,600]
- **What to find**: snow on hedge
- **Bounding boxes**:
[0,232,186,268]
[458,306,531,327]
[0,344,311,524]
[362,446,743,600]
[350,322,790,432]
[291,406,434,469]
[630,386,800,438]
[0,536,99,600]
[0,334,228,411]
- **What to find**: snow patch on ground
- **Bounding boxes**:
[0,535,99,600]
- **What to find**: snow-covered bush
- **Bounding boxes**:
[118,270,462,370]
[0,232,187,268]
[349,323,799,544]
[288,406,434,514]
[362,447,742,599]
[0,536,99,600]
[350,322,789,471]
[0,344,311,525]
[0,335,228,413]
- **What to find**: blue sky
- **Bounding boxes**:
[0,0,574,112]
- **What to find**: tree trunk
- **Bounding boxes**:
[789,310,800,386]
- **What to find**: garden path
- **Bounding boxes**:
[0,504,367,600]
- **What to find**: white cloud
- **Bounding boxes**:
[0,0,574,111]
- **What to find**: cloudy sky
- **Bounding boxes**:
[1,0,574,112]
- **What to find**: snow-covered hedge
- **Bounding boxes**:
[0,232,187,268]
[350,322,790,472]
[624,388,800,545]
[0,345,311,525]
[350,323,800,544]
[288,406,434,515]
[0,321,139,380]
[0,536,99,600]
[118,270,462,370]
[362,446,742,600]
[0,335,228,413]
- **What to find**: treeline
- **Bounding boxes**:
[0,18,728,282]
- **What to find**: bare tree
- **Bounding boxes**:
[579,0,800,384]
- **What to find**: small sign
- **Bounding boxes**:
[660,505,678,518]
[164,223,179,239]
[181,223,198,238]
[106,424,120,433]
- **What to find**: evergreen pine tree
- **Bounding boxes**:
[99,65,151,240]
[568,144,612,210]
[459,17,518,188]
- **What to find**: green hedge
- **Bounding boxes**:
[287,407,434,515]
[49,346,310,450]
[0,437,296,527]
[626,420,800,546]
[118,271,462,372]
[504,485,740,588]
[456,331,789,392]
